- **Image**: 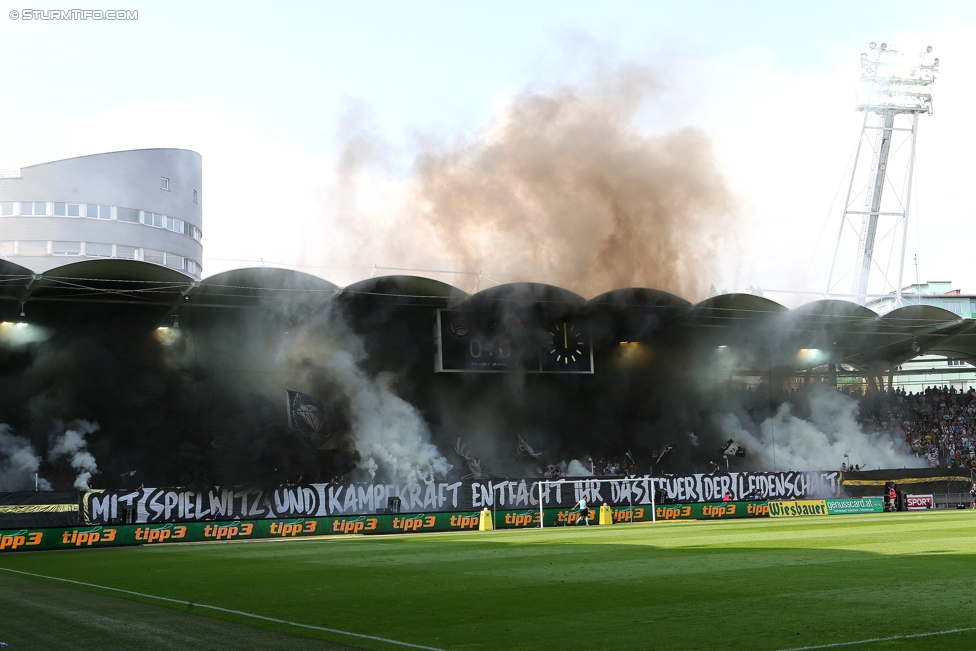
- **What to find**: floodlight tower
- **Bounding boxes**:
[826,43,939,305]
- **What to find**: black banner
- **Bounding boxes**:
[84,471,840,524]
[0,491,81,528]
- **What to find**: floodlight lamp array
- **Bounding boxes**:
[856,43,938,114]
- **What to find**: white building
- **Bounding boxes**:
[865,281,976,392]
[0,149,202,279]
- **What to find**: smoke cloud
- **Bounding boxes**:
[0,424,51,491]
[565,459,593,477]
[718,387,925,471]
[288,337,451,483]
[48,420,100,490]
[409,66,737,298]
[319,59,738,298]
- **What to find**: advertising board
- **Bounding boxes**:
[767,500,829,517]
[905,494,934,510]
[1,501,773,553]
[824,497,884,515]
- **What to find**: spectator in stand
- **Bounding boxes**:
[852,385,976,470]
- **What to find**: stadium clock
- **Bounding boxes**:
[435,310,593,374]
[547,321,585,365]
[540,319,592,373]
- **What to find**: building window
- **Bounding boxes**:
[117,207,140,223]
[165,216,184,234]
[164,253,184,270]
[193,189,198,204]
[143,211,163,227]
[161,177,170,191]
[944,301,962,315]
[142,248,164,265]
[84,242,113,258]
[116,245,137,260]
[948,358,967,367]
[52,202,80,217]
[1,203,12,216]
[53,241,82,256]
[186,224,202,241]
[20,202,46,216]
[18,241,48,256]
[86,204,111,219]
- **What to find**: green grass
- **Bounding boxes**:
[2,511,976,650]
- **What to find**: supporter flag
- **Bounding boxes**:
[721,439,747,458]
[286,389,338,450]
[652,444,674,465]
[625,450,636,464]
[515,433,541,460]
[456,438,489,479]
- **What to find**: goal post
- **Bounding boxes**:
[536,477,657,529]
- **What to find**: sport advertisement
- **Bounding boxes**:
[83,471,840,525]
[1,500,773,553]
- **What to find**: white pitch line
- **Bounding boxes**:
[0,567,445,651]
[775,626,976,650]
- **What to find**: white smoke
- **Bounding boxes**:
[48,420,100,490]
[0,424,52,491]
[287,324,451,483]
[344,364,452,484]
[565,459,593,477]
[719,387,924,471]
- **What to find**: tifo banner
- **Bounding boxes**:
[1,501,774,553]
[825,497,884,515]
[768,500,829,517]
[83,471,839,524]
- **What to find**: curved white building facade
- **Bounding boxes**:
[0,148,203,279]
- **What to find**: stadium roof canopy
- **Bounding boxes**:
[191,267,338,308]
[339,275,467,307]
[3,262,976,372]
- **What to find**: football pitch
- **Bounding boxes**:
[2,511,975,650]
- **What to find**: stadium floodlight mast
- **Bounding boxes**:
[826,43,939,306]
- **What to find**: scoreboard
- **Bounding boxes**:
[434,309,593,374]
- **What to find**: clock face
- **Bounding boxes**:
[548,321,586,366]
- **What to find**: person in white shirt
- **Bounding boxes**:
[575,497,590,526]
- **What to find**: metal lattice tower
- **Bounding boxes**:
[826,42,939,305]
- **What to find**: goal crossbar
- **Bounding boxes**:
[535,478,657,528]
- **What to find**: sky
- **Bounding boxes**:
[2,0,976,305]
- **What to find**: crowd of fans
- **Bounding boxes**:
[540,385,976,478]
[856,385,976,470]
[541,456,637,479]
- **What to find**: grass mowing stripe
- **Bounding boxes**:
[775,626,976,650]
[0,567,445,651]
